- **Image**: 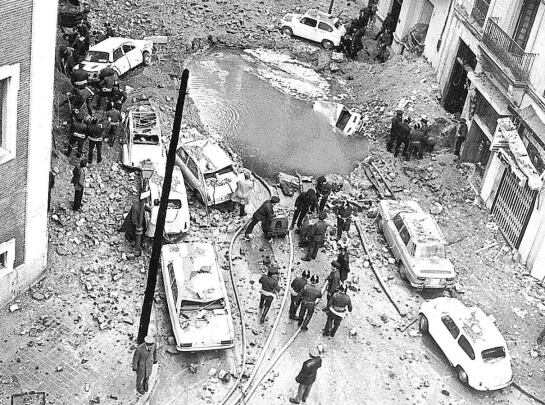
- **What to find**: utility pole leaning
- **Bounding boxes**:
[137,69,190,344]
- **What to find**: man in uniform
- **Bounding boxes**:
[87,117,104,164]
[323,284,353,337]
[105,107,122,147]
[258,268,281,324]
[301,211,328,261]
[337,242,351,283]
[289,344,324,404]
[289,270,310,320]
[245,196,280,240]
[297,275,322,331]
[65,112,87,158]
[334,197,352,240]
[387,110,403,152]
[109,82,128,111]
[406,122,425,161]
[132,335,158,395]
[290,189,317,232]
[325,261,341,303]
[454,117,468,157]
[394,117,411,158]
[315,176,331,212]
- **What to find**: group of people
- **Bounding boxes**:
[387,109,436,160]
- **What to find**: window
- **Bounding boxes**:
[187,158,199,178]
[482,346,506,361]
[177,147,189,163]
[168,262,178,305]
[399,226,410,245]
[122,44,135,53]
[0,64,20,165]
[414,244,446,259]
[441,315,460,338]
[113,47,124,61]
[0,239,15,275]
[393,215,404,231]
[458,335,476,360]
[84,51,109,63]
[318,22,333,32]
[301,17,317,27]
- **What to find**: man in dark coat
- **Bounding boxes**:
[71,158,87,211]
[334,197,352,240]
[244,196,280,239]
[406,123,425,161]
[121,200,145,242]
[394,117,411,158]
[297,275,322,331]
[325,261,341,303]
[48,168,58,212]
[132,335,158,395]
[358,5,374,30]
[289,344,324,404]
[258,268,281,324]
[290,189,317,231]
[87,117,104,164]
[315,176,331,212]
[337,242,350,282]
[302,211,328,261]
[323,284,352,337]
[454,118,468,157]
[65,115,87,158]
[387,110,403,152]
[374,12,396,40]
[109,83,128,111]
[289,270,310,320]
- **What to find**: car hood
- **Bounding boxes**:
[413,258,456,277]
[79,61,109,73]
[175,308,233,349]
[205,175,238,204]
[127,144,164,169]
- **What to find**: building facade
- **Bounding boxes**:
[0,0,57,306]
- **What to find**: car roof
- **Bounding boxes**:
[90,37,132,52]
[398,212,446,245]
[128,103,160,135]
[161,242,223,303]
[181,139,233,172]
[149,165,187,197]
[381,199,424,217]
[305,8,339,23]
[431,298,506,349]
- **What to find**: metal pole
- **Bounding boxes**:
[328,0,334,14]
[137,69,190,344]
[135,177,145,256]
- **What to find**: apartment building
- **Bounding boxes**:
[0,0,58,306]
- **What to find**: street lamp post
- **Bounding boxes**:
[135,159,155,256]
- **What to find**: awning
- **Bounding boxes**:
[518,105,545,146]
[467,71,511,116]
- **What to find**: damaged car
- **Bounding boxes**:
[313,100,362,135]
[280,9,346,49]
[160,242,235,351]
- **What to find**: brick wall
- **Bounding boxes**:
[0,0,33,267]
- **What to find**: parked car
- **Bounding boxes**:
[146,165,190,237]
[313,101,362,135]
[419,297,513,390]
[377,199,456,289]
[122,102,164,169]
[160,242,235,351]
[175,139,239,206]
[74,37,152,80]
[280,9,346,49]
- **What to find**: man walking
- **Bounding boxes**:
[337,242,350,282]
[297,274,322,331]
[334,197,352,240]
[325,261,341,304]
[454,117,468,157]
[290,189,317,231]
[387,110,403,152]
[315,176,331,212]
[259,268,281,324]
[244,196,280,240]
[231,171,254,217]
[87,117,104,164]
[323,284,352,337]
[289,270,310,320]
[289,344,324,404]
[71,158,87,211]
[132,335,158,395]
[302,211,328,261]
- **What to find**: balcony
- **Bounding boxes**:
[470,0,490,27]
[482,18,537,82]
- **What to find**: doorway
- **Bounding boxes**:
[443,41,477,114]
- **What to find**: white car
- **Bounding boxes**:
[313,101,362,135]
[122,102,164,169]
[146,165,190,238]
[280,9,346,49]
[378,200,456,289]
[75,37,152,80]
[160,242,235,351]
[419,298,513,391]
[175,138,239,206]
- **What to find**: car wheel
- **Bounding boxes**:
[456,366,469,385]
[142,51,151,66]
[321,40,334,49]
[398,262,408,279]
[281,26,293,37]
[418,314,429,334]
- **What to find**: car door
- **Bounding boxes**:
[435,315,461,366]
[457,334,476,375]
[186,156,201,192]
[296,16,318,40]
[112,46,130,75]
[385,214,405,260]
[317,21,334,42]
[175,147,195,185]
[122,43,142,69]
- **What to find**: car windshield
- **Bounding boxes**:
[414,244,446,259]
[181,298,225,311]
[203,165,234,179]
[84,51,109,63]
[482,346,506,361]
[133,134,159,145]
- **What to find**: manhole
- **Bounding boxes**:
[11,392,46,405]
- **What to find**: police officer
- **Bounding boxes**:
[334,197,352,240]
[325,261,341,303]
[109,82,128,111]
[337,242,351,282]
[323,284,352,337]
[394,117,411,158]
[259,268,281,324]
[315,176,331,212]
[245,196,280,240]
[302,211,328,261]
[105,107,122,147]
[290,189,317,232]
[297,275,322,331]
[406,122,425,161]
[387,110,403,152]
[289,270,310,320]
[65,113,87,158]
[87,117,104,164]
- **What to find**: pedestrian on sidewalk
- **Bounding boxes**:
[290,189,317,232]
[334,197,352,240]
[244,196,280,240]
[289,270,310,320]
[337,242,351,282]
[454,118,468,157]
[315,176,331,212]
[231,171,254,217]
[289,344,324,404]
[258,267,281,324]
[132,335,157,395]
[323,284,352,337]
[48,167,58,212]
[302,211,328,261]
[387,110,403,152]
[71,158,87,211]
[297,274,322,331]
[394,117,411,158]
[325,261,341,304]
